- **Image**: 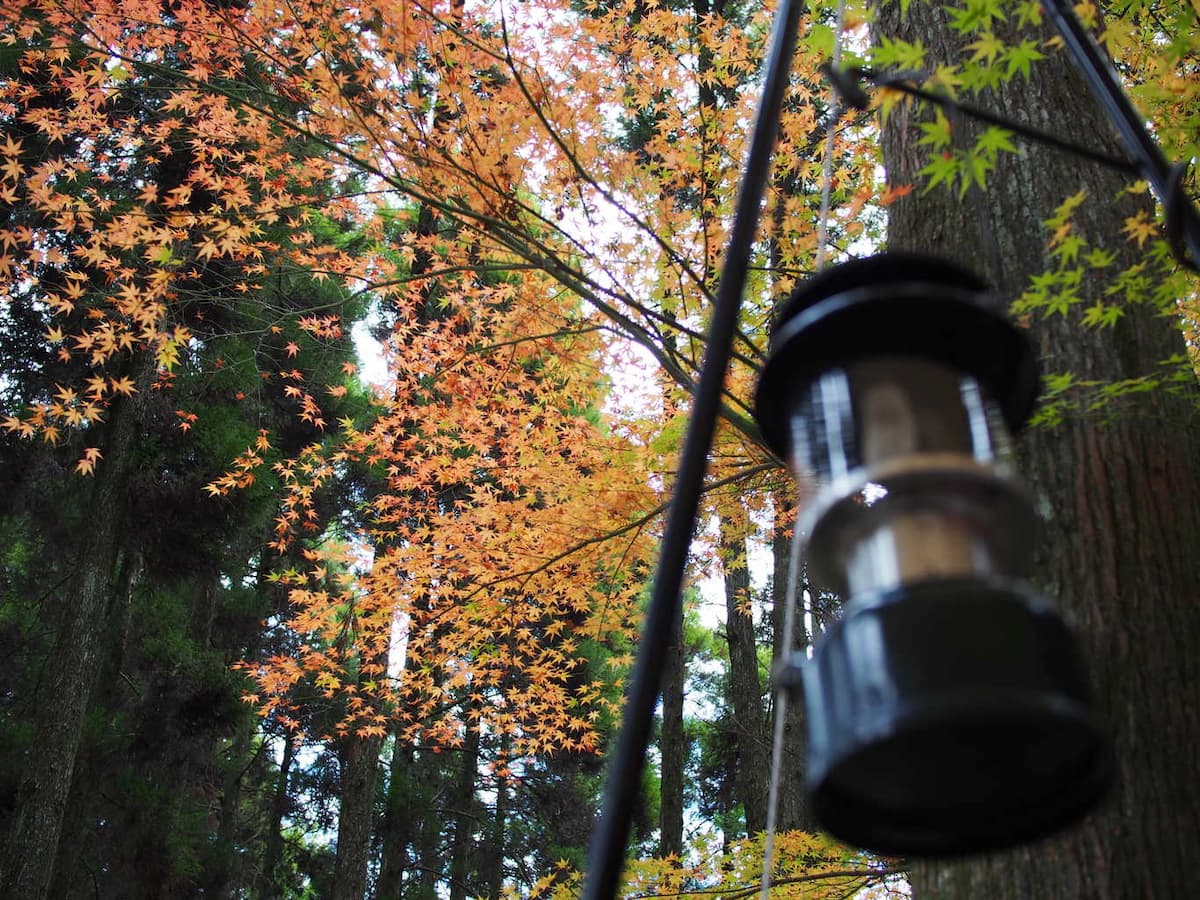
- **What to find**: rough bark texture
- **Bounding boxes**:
[658,600,687,857]
[448,724,481,900]
[332,732,383,900]
[259,735,297,900]
[481,744,508,899]
[721,513,771,835]
[0,368,147,900]
[375,741,415,900]
[875,2,1200,895]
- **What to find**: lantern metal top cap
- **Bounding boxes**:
[754,252,1040,460]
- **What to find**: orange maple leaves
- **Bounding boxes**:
[0,0,857,761]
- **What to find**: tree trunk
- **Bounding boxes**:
[768,513,811,832]
[332,732,384,900]
[192,722,252,899]
[448,723,481,900]
[658,598,686,857]
[482,749,508,899]
[874,2,1200,895]
[0,367,147,900]
[720,511,770,835]
[258,734,298,900]
[375,740,414,900]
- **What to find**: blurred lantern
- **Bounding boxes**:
[755,253,1112,856]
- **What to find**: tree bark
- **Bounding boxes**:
[374,740,414,900]
[258,734,298,900]
[448,723,481,900]
[332,732,383,900]
[874,2,1200,895]
[0,365,147,900]
[658,598,687,858]
[720,510,770,835]
[483,753,508,899]
[768,514,811,832]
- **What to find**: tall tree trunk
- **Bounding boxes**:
[0,366,147,900]
[201,723,254,900]
[448,722,481,900]
[658,598,687,858]
[375,740,414,900]
[720,510,770,835]
[258,734,298,900]
[874,2,1200,895]
[415,773,443,900]
[332,732,384,900]
[768,513,811,832]
[482,744,508,899]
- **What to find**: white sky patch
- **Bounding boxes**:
[352,318,392,390]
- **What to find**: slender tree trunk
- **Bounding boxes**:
[768,513,811,832]
[0,366,147,900]
[332,732,384,900]
[375,740,414,900]
[658,598,687,858]
[258,734,298,900]
[483,750,508,899]
[874,2,1200,895]
[415,776,443,900]
[203,722,255,900]
[448,723,481,900]
[720,511,770,835]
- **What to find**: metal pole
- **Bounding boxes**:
[579,0,804,896]
[1041,0,1200,267]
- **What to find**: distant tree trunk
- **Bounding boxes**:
[482,751,508,898]
[205,723,255,900]
[658,599,686,858]
[875,1,1200,895]
[768,513,811,832]
[0,364,147,900]
[720,511,770,835]
[375,740,414,900]
[448,721,481,900]
[332,732,383,900]
[258,734,298,900]
[415,776,443,900]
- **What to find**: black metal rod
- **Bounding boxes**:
[579,0,804,896]
[861,70,1139,175]
[1041,0,1200,267]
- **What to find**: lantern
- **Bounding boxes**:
[754,253,1112,856]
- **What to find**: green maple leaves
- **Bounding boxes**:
[916,109,1016,196]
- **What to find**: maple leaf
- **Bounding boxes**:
[109,376,138,397]
[1123,211,1159,247]
[76,447,102,476]
[284,341,300,357]
[175,409,199,432]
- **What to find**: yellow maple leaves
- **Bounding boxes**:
[75,446,102,475]
[0,0,878,775]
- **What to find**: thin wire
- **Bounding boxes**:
[758,500,809,900]
[760,4,847,895]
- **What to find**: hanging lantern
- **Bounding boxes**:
[755,253,1112,856]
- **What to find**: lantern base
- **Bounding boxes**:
[803,579,1112,856]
